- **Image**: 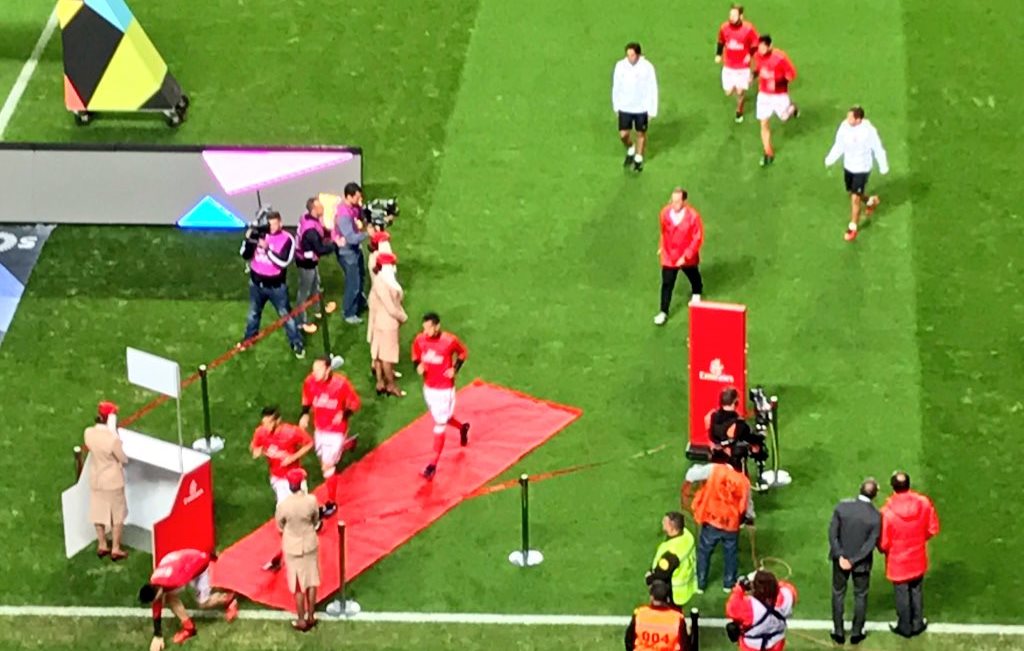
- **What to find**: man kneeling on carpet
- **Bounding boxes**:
[138,548,238,650]
[275,468,322,632]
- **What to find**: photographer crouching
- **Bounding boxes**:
[239,208,305,359]
[725,570,797,651]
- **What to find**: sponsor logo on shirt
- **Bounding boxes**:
[699,358,736,383]
[313,394,339,410]
[421,349,446,365]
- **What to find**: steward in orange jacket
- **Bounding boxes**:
[691,449,750,591]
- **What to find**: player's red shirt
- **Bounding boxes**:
[150,549,210,589]
[718,21,759,69]
[412,332,468,390]
[753,48,796,94]
[251,423,312,478]
[301,372,361,433]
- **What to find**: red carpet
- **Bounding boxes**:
[211,380,581,611]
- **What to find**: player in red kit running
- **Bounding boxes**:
[299,356,361,516]
[250,405,313,571]
[412,312,469,480]
[138,548,238,650]
[752,35,798,167]
[716,5,759,123]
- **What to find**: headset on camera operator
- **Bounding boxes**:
[239,208,305,358]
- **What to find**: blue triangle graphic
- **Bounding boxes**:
[83,0,134,32]
[0,263,24,298]
[177,196,246,230]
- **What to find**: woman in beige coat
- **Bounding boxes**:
[367,252,407,396]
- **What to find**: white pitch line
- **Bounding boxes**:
[0,606,1021,636]
[0,7,59,140]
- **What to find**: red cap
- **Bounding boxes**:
[370,231,391,244]
[97,401,119,419]
[376,252,397,266]
[286,468,307,487]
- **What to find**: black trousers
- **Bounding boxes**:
[660,265,703,313]
[893,577,925,635]
[832,562,871,636]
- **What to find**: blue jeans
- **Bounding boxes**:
[244,280,303,351]
[337,249,366,318]
[696,524,739,590]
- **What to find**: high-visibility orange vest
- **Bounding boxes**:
[633,605,686,651]
[691,463,749,532]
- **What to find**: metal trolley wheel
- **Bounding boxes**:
[73,111,93,126]
[164,94,190,128]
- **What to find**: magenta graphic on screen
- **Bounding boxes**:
[201,149,355,195]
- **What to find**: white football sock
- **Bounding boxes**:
[848,222,858,232]
[627,146,636,156]
[635,154,644,162]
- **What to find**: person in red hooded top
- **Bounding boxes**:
[879,471,940,638]
[654,187,703,326]
[138,548,238,650]
[725,570,797,651]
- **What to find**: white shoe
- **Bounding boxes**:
[689,294,702,304]
[653,312,668,326]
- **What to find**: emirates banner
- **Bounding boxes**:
[688,302,747,455]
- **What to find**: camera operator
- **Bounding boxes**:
[239,210,305,358]
[334,183,368,324]
[725,570,797,651]
[295,198,341,334]
[705,387,768,477]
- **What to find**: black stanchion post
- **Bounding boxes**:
[73,446,84,480]
[199,364,213,448]
[337,520,347,605]
[519,473,530,557]
[690,608,700,651]
[320,297,332,358]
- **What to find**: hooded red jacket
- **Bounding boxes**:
[879,490,940,582]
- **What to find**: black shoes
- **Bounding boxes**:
[829,632,845,645]
[850,633,866,645]
[460,423,471,447]
[422,464,436,480]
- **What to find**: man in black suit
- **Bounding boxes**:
[829,478,881,645]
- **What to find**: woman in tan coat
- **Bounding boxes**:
[84,401,129,560]
[367,252,407,396]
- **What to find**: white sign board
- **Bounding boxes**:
[126,347,181,398]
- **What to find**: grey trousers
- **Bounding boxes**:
[295,267,321,326]
[832,562,871,636]
[893,577,925,635]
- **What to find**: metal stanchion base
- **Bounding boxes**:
[757,469,792,490]
[192,436,225,454]
[508,550,544,567]
[325,599,361,617]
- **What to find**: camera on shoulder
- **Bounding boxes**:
[245,205,275,240]
[361,197,399,230]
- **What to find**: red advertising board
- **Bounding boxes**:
[152,461,215,565]
[688,301,747,457]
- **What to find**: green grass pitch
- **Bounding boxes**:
[0,0,1022,649]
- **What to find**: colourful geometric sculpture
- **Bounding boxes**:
[57,0,187,125]
[176,196,246,230]
[201,150,356,195]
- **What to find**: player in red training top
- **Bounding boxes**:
[716,5,759,123]
[138,548,238,649]
[250,405,313,571]
[411,312,469,480]
[752,34,799,167]
[299,356,361,516]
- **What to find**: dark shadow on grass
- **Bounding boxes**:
[876,173,929,212]
[0,27,63,63]
[701,255,756,295]
[649,113,707,161]
[761,384,823,425]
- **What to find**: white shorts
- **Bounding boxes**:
[314,430,345,467]
[721,66,751,92]
[270,476,308,504]
[423,386,456,427]
[172,568,212,603]
[756,92,793,121]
